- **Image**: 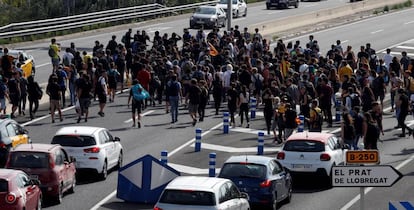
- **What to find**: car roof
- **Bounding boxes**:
[165,176,229,192]
[224,155,273,165]
[0,118,17,126]
[286,132,334,144]
[55,126,103,136]
[12,143,59,153]
[0,169,21,178]
[198,5,217,9]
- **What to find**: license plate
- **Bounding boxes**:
[292,164,311,169]
[30,175,38,180]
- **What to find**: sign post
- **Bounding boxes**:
[332,165,403,210]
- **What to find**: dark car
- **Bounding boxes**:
[218,155,292,210]
[190,6,227,29]
[266,0,299,9]
[0,169,42,210]
[6,143,76,204]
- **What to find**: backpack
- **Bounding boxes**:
[409,77,414,93]
[56,69,64,85]
[254,74,263,91]
[168,81,180,96]
[63,56,70,66]
[132,84,149,101]
[312,108,323,128]
[48,46,56,57]
[350,94,361,108]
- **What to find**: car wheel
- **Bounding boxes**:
[55,184,63,204]
[116,152,123,170]
[295,1,298,8]
[283,184,292,204]
[99,161,108,180]
[271,192,278,210]
[266,4,270,9]
[68,176,76,194]
[36,195,42,210]
[243,8,247,17]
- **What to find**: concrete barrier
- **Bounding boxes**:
[252,0,411,37]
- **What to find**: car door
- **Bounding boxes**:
[54,149,68,190]
[329,137,345,165]
[104,130,118,168]
[269,160,285,201]
[99,130,115,168]
[18,173,37,210]
[227,181,244,210]
[273,160,289,201]
[62,148,76,182]
[239,0,246,15]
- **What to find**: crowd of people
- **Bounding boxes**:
[2,24,414,150]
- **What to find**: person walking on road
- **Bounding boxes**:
[167,74,182,125]
[396,88,413,137]
[128,79,144,128]
[185,79,201,126]
[283,103,297,140]
[27,75,41,120]
[238,85,250,128]
[198,80,209,122]
[212,73,223,115]
[76,73,92,123]
[46,74,63,123]
[8,72,20,118]
[49,38,60,72]
[227,82,239,128]
[96,70,108,117]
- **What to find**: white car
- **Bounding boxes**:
[276,132,346,185]
[216,0,247,18]
[154,176,250,210]
[51,126,123,180]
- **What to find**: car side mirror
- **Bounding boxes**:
[30,179,41,186]
[239,192,249,200]
[114,137,121,142]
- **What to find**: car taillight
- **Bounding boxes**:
[260,180,272,188]
[5,192,16,204]
[320,153,331,161]
[153,207,163,210]
[49,154,55,169]
[84,147,100,153]
[277,152,285,160]
[0,143,6,149]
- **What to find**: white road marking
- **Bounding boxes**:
[36,63,50,68]
[396,45,414,50]
[123,110,155,123]
[304,4,318,8]
[342,40,349,44]
[90,191,117,210]
[267,11,283,15]
[340,155,414,210]
[404,20,414,25]
[189,142,280,153]
[370,29,383,34]
[389,51,414,57]
[167,163,220,175]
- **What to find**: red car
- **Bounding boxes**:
[0,169,42,210]
[6,143,76,204]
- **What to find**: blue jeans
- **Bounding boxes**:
[169,96,179,123]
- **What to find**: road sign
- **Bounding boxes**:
[332,165,402,187]
[346,150,379,164]
[389,201,414,210]
[117,154,181,203]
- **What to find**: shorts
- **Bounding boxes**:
[188,103,198,113]
[50,99,60,111]
[9,94,19,106]
[98,94,107,104]
[51,57,59,67]
[132,100,142,114]
[79,98,91,113]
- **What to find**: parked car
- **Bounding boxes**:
[276,132,347,185]
[0,48,36,78]
[189,6,227,29]
[266,0,299,9]
[154,176,250,210]
[0,118,31,167]
[5,143,76,204]
[218,155,292,210]
[0,169,42,210]
[51,126,123,180]
[216,0,247,18]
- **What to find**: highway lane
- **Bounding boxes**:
[13,0,349,85]
[12,4,414,210]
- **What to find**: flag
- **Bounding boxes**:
[208,42,219,57]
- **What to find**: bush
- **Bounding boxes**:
[383,5,390,12]
[404,0,412,7]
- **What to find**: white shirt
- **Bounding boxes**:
[383,53,393,69]
[223,70,233,88]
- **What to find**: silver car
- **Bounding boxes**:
[189,6,227,29]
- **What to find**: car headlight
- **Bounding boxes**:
[210,17,217,21]
[190,16,194,20]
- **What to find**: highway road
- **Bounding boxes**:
[13,0,351,86]
[8,2,414,210]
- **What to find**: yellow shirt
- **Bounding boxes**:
[50,44,60,59]
[83,54,93,64]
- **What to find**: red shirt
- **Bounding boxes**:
[137,69,151,91]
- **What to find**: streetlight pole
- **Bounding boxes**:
[226,0,232,32]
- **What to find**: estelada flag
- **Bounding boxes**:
[208,42,219,57]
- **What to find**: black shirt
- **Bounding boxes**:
[187,85,201,104]
[47,82,61,100]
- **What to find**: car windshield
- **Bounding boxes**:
[159,189,215,206]
[283,140,325,152]
[52,135,96,147]
[0,179,8,192]
[219,0,237,4]
[8,152,49,168]
[219,163,266,179]
[195,7,217,15]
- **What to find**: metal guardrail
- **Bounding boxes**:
[0,1,219,40]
